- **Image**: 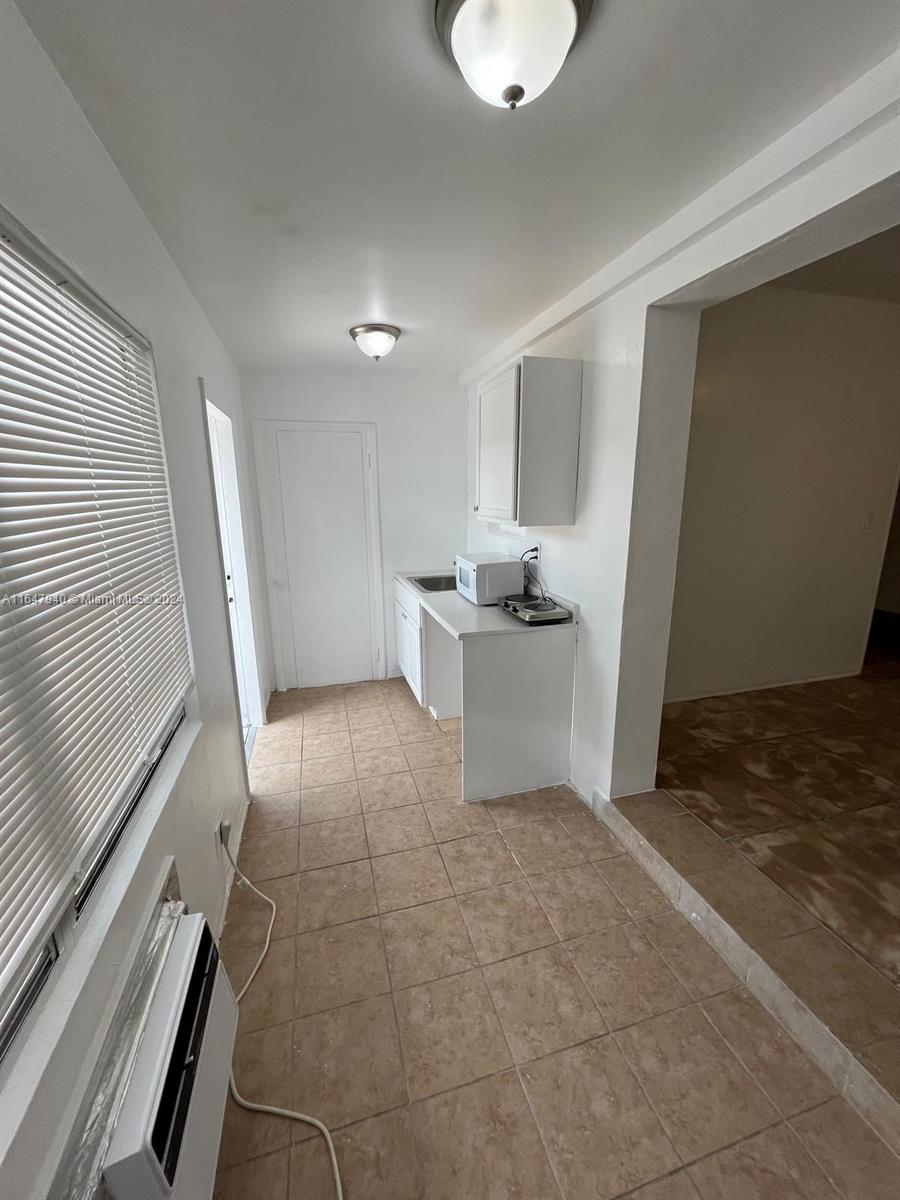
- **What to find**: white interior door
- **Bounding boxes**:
[209,418,249,728]
[204,392,264,734]
[255,421,385,689]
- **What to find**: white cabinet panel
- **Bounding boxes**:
[405,612,423,702]
[475,364,519,521]
[395,599,408,680]
[474,357,582,528]
[394,598,423,702]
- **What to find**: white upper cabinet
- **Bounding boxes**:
[474,356,582,527]
[475,364,520,520]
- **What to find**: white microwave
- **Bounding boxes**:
[455,553,525,606]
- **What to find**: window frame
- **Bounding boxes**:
[0,208,196,1063]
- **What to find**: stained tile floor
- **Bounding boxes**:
[658,672,900,983]
[214,678,898,1199]
[651,663,900,1108]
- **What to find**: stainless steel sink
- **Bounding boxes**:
[412,575,456,592]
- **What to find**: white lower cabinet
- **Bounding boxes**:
[394,598,423,703]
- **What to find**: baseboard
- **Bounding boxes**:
[663,668,863,705]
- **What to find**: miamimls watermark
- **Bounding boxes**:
[1,591,185,608]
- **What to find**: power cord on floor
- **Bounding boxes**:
[221,837,344,1200]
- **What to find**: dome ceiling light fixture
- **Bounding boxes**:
[435,0,593,110]
[348,323,401,362]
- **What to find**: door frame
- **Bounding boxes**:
[253,419,386,691]
[200,384,266,734]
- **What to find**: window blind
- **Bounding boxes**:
[0,229,193,1040]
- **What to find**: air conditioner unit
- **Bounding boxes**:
[103,913,237,1200]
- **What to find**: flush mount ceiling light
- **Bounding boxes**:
[435,0,593,110]
[348,323,401,362]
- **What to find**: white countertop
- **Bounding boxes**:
[395,571,574,642]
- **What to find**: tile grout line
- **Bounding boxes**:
[562,940,705,1038]
[617,1167,697,1199]
[609,1014,798,1181]
[696,994,838,1124]
[237,919,746,1039]
[486,817,623,1046]
[694,1001,785,1117]
[592,1024,689,1188]
[690,1110,836,1181]
[780,1104,857,1200]
[509,1062,567,1200]
[377,920,425,1191]
[631,913,741,1003]
[237,854,638,972]
[228,1001,812,1183]
[462,918,570,1200]
[237,855,649,967]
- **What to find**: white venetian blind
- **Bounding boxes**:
[0,230,193,1017]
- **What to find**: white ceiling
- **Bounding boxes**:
[771,225,900,304]
[18,0,899,373]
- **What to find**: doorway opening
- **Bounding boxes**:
[204,390,265,750]
[631,226,900,1120]
[866,478,900,677]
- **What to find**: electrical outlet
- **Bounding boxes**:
[216,817,232,851]
[506,536,540,562]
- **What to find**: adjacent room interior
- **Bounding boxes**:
[1,3,899,1199]
[609,228,900,1122]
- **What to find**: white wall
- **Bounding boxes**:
[243,368,468,679]
[0,6,266,1194]
[465,54,900,803]
[665,286,900,699]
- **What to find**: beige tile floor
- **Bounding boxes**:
[215,678,898,1199]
